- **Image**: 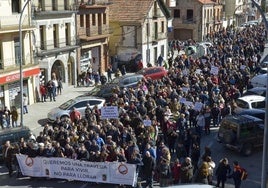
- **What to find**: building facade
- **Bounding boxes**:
[0,0,39,109]
[169,0,223,41]
[32,0,78,88]
[76,0,110,75]
[109,0,170,67]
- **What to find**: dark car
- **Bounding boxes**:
[243,87,266,97]
[235,108,265,122]
[137,66,168,80]
[218,114,264,156]
[82,84,116,103]
[0,126,31,160]
[110,74,145,88]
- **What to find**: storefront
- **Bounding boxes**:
[0,67,40,109]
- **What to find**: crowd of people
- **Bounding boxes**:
[2,23,266,188]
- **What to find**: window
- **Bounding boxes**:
[103,13,106,25]
[72,101,88,109]
[251,101,265,109]
[146,23,150,36]
[0,42,2,69]
[174,9,180,18]
[186,9,193,22]
[80,15,84,27]
[40,25,45,50]
[14,37,20,65]
[89,100,102,106]
[53,24,59,48]
[236,99,249,109]
[154,22,158,40]
[85,14,90,28]
[65,23,71,45]
[161,21,164,33]
[92,14,96,26]
[12,0,20,13]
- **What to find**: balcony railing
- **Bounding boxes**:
[37,38,77,51]
[0,55,34,70]
[78,0,110,6]
[33,4,77,13]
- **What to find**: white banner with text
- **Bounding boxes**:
[16,154,137,186]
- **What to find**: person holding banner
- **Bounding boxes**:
[142,151,156,188]
[2,140,14,177]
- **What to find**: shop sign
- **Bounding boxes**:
[0,68,40,85]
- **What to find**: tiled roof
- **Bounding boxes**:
[109,0,153,22]
[198,0,216,4]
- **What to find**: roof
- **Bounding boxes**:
[109,0,170,22]
[238,95,266,101]
[109,0,152,22]
[223,114,263,124]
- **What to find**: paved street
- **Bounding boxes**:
[23,84,90,135]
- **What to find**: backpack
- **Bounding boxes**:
[240,167,248,180]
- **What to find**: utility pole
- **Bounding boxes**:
[19,0,32,127]
[251,1,268,187]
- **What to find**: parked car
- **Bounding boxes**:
[250,73,267,88]
[243,87,266,97]
[218,114,264,156]
[82,84,116,103]
[47,96,106,122]
[0,126,31,161]
[233,95,266,114]
[137,66,168,80]
[234,108,265,122]
[110,74,145,88]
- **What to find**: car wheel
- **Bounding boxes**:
[60,115,69,121]
[242,143,253,156]
[223,130,236,144]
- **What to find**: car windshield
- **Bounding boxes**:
[236,99,249,109]
[59,99,76,110]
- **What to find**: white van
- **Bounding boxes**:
[250,73,267,88]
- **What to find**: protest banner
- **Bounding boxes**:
[194,102,204,111]
[210,66,219,75]
[16,154,136,186]
[143,119,152,126]
[101,106,119,119]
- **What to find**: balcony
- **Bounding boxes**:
[0,15,34,32]
[78,0,110,6]
[182,18,197,24]
[32,3,77,18]
[36,38,79,57]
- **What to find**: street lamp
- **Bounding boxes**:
[19,0,31,127]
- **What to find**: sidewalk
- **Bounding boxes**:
[23,84,90,135]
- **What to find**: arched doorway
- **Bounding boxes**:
[51,60,65,81]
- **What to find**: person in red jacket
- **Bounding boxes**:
[40,83,47,102]
[171,158,181,184]
[69,107,81,124]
